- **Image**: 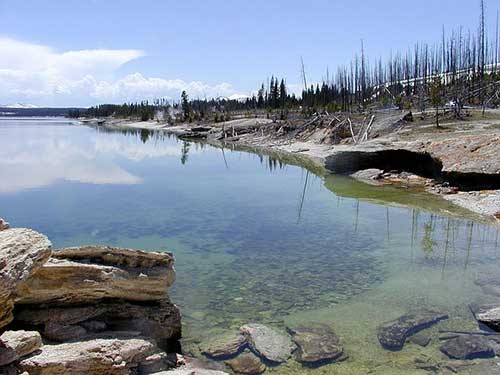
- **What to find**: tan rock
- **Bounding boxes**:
[225,350,266,374]
[0,330,42,366]
[201,332,247,359]
[0,228,52,328]
[18,337,155,375]
[0,218,9,231]
[137,351,178,373]
[15,245,175,305]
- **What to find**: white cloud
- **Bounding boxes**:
[0,37,243,106]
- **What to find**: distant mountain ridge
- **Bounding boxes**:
[0,103,40,109]
[0,106,85,117]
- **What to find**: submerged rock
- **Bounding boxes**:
[225,349,266,374]
[154,368,229,375]
[240,324,294,363]
[0,330,42,366]
[475,275,500,298]
[440,335,495,360]
[350,168,384,184]
[407,333,431,347]
[201,332,247,359]
[470,304,500,332]
[15,245,175,305]
[287,323,344,365]
[377,311,448,351]
[18,337,155,375]
[0,228,52,329]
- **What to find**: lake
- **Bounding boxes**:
[1,118,499,374]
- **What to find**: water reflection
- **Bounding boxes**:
[180,142,190,165]
[0,119,194,193]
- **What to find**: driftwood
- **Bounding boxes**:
[348,117,357,144]
[360,115,375,142]
[295,116,320,133]
[438,330,500,340]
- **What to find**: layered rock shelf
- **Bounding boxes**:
[0,228,51,329]
[0,223,183,374]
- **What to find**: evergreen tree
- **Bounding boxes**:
[279,79,287,109]
[181,90,191,121]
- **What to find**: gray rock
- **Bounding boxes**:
[407,333,431,347]
[287,323,345,364]
[475,275,500,298]
[440,335,495,360]
[201,332,247,359]
[240,324,294,363]
[0,330,42,366]
[80,320,107,332]
[470,304,500,331]
[0,228,52,329]
[225,349,265,374]
[377,311,448,351]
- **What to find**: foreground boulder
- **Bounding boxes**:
[440,335,495,360]
[0,330,42,366]
[0,228,52,328]
[287,323,345,365]
[240,324,294,363]
[377,311,448,351]
[15,245,175,305]
[18,337,155,375]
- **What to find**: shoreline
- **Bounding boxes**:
[98,114,500,225]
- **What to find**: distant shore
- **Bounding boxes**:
[94,110,500,224]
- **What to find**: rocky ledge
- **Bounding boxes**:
[0,222,185,374]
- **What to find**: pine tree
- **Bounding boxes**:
[279,79,287,109]
[181,90,190,121]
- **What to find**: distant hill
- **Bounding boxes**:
[0,107,85,117]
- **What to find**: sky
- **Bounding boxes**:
[0,0,498,107]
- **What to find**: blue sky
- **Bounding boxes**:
[0,0,498,107]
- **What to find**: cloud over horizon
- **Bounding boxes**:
[0,37,242,107]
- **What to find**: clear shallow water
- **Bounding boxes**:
[1,118,499,374]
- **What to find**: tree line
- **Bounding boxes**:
[71,1,499,121]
